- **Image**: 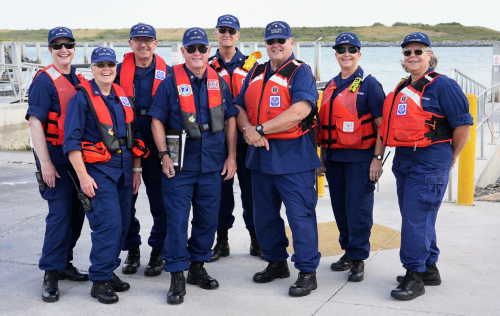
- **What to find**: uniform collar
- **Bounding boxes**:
[90,80,117,98]
[183,64,207,83]
[334,66,364,87]
[405,68,434,86]
[214,47,246,66]
[268,53,296,76]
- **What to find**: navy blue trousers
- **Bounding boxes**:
[161,170,221,272]
[252,170,320,273]
[325,160,375,260]
[392,154,448,272]
[38,163,85,271]
[124,154,167,251]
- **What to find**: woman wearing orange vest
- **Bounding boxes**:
[380,32,472,301]
[25,26,88,303]
[64,47,145,304]
[317,33,386,283]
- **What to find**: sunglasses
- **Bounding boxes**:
[94,62,117,68]
[49,42,75,50]
[403,49,424,56]
[131,38,156,44]
[265,38,287,45]
[185,46,209,54]
[218,28,237,35]
[336,47,359,54]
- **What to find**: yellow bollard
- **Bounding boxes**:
[317,90,325,197]
[457,94,477,206]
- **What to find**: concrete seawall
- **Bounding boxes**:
[0,101,30,151]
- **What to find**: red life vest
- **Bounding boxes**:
[34,65,85,146]
[317,78,377,149]
[171,64,225,139]
[244,59,315,140]
[209,56,248,97]
[380,71,453,149]
[120,52,167,100]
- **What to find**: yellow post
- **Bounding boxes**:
[317,90,325,197]
[457,94,477,206]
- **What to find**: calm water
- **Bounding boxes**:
[26,46,494,93]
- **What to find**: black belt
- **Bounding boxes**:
[136,109,149,116]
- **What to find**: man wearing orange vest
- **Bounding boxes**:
[208,14,263,262]
[234,21,321,297]
[26,26,88,303]
[115,23,172,277]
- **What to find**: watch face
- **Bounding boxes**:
[376,155,382,160]
[256,125,262,131]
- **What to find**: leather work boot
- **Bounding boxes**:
[249,230,264,260]
[330,254,352,271]
[91,281,119,304]
[58,261,89,281]
[253,261,290,283]
[144,248,163,277]
[109,273,130,292]
[348,260,364,282]
[167,272,186,305]
[186,262,219,289]
[122,247,140,274]
[397,263,441,286]
[42,271,59,302]
[289,271,318,297]
[391,269,425,301]
[210,229,230,262]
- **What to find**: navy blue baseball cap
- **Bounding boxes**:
[48,26,75,44]
[264,21,292,41]
[183,27,209,47]
[216,14,240,31]
[401,32,432,48]
[91,47,118,63]
[130,23,156,39]
[333,32,361,49]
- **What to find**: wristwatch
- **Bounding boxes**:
[158,151,170,160]
[374,154,383,161]
[256,124,265,136]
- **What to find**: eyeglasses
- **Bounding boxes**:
[131,38,156,44]
[336,47,359,54]
[403,49,424,56]
[185,46,209,54]
[218,27,237,35]
[49,42,75,50]
[94,62,117,68]
[265,38,287,45]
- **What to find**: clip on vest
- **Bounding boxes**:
[349,77,363,93]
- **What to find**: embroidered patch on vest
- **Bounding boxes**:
[119,96,131,107]
[343,122,354,132]
[155,70,166,80]
[397,103,407,115]
[208,80,219,90]
[400,95,408,102]
[178,84,192,97]
[269,96,281,108]
[271,86,279,94]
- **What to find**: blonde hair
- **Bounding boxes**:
[400,45,439,72]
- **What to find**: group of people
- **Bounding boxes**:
[26,15,472,306]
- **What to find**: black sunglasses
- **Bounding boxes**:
[265,38,287,45]
[94,62,116,68]
[403,49,424,56]
[336,47,359,54]
[218,27,237,35]
[50,42,76,50]
[185,46,209,54]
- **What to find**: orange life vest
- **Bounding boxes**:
[120,52,167,100]
[244,59,315,140]
[171,64,225,139]
[209,56,248,97]
[34,65,85,146]
[317,78,377,149]
[380,71,453,149]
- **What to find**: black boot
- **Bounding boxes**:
[186,262,219,289]
[330,254,352,271]
[167,272,186,305]
[289,271,317,297]
[249,230,264,260]
[397,263,441,286]
[348,260,364,282]
[391,269,425,301]
[91,281,119,304]
[144,248,163,277]
[210,229,230,262]
[109,273,130,292]
[42,271,59,302]
[122,247,140,274]
[253,261,290,283]
[58,261,89,281]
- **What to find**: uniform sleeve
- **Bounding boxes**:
[365,77,385,119]
[147,78,170,124]
[289,66,319,109]
[439,79,474,128]
[233,66,254,110]
[114,63,122,85]
[222,80,239,120]
[63,92,88,155]
[25,75,55,122]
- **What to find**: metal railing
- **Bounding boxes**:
[451,67,487,96]
[476,82,500,160]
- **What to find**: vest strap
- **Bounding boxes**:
[136,109,149,116]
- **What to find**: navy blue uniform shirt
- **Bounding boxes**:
[148,64,239,173]
[234,53,321,175]
[25,66,80,165]
[116,55,173,156]
[324,67,386,162]
[394,69,474,169]
[63,80,142,186]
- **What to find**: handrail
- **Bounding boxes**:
[451,67,487,96]
[475,81,500,160]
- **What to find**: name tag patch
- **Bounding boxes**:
[397,103,407,115]
[208,80,219,90]
[269,96,281,108]
[155,70,166,80]
[119,96,131,107]
[343,121,354,132]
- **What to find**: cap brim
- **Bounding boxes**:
[130,34,156,38]
[92,56,118,63]
[50,35,76,44]
[264,34,290,41]
[183,39,209,47]
[215,23,239,31]
[401,41,430,48]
